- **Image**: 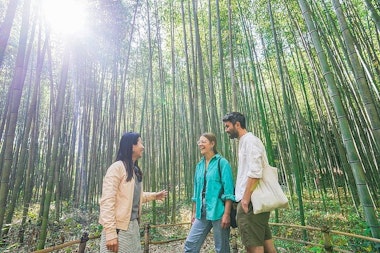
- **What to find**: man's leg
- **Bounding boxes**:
[246,245,264,253]
[264,239,277,253]
[237,203,271,252]
[246,241,276,253]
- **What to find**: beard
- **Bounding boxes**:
[228,129,239,139]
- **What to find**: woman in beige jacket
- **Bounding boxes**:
[99,132,167,253]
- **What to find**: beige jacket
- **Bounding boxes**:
[99,161,156,241]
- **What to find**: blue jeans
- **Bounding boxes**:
[184,211,230,252]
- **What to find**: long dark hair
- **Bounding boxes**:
[116,132,143,182]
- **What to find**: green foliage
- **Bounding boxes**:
[307,245,323,253]
[0,195,378,252]
[271,190,379,252]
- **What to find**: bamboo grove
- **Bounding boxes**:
[0,0,379,249]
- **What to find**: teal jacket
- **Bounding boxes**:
[192,154,235,221]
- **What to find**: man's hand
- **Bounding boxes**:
[106,238,118,252]
[242,177,259,214]
[241,198,250,214]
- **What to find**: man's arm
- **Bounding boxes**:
[241,177,259,213]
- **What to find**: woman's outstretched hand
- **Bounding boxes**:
[156,190,168,200]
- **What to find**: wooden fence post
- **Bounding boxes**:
[322,226,333,253]
[78,232,89,253]
[144,223,150,253]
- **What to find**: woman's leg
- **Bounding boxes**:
[212,219,231,253]
[100,220,142,253]
[118,220,142,253]
[184,217,212,252]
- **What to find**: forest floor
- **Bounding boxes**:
[0,197,378,253]
[0,204,238,253]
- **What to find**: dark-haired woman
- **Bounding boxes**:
[99,132,167,253]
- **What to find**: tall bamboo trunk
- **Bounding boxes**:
[0,0,20,66]
[0,0,31,238]
[297,0,380,240]
[268,0,307,239]
[37,46,70,249]
[331,0,380,152]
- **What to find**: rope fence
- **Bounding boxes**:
[30,222,380,253]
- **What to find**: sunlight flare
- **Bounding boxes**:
[42,0,88,36]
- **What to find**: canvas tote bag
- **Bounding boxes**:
[251,165,288,214]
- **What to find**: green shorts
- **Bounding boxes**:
[237,202,272,247]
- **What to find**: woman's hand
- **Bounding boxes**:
[221,213,231,229]
[156,190,168,200]
[191,213,195,224]
[106,238,118,252]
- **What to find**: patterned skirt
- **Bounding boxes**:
[99,219,142,253]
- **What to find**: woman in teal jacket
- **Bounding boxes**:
[184,132,235,253]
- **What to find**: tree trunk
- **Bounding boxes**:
[331,0,380,152]
[37,45,70,249]
[297,0,380,240]
[0,0,20,66]
[0,0,31,238]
